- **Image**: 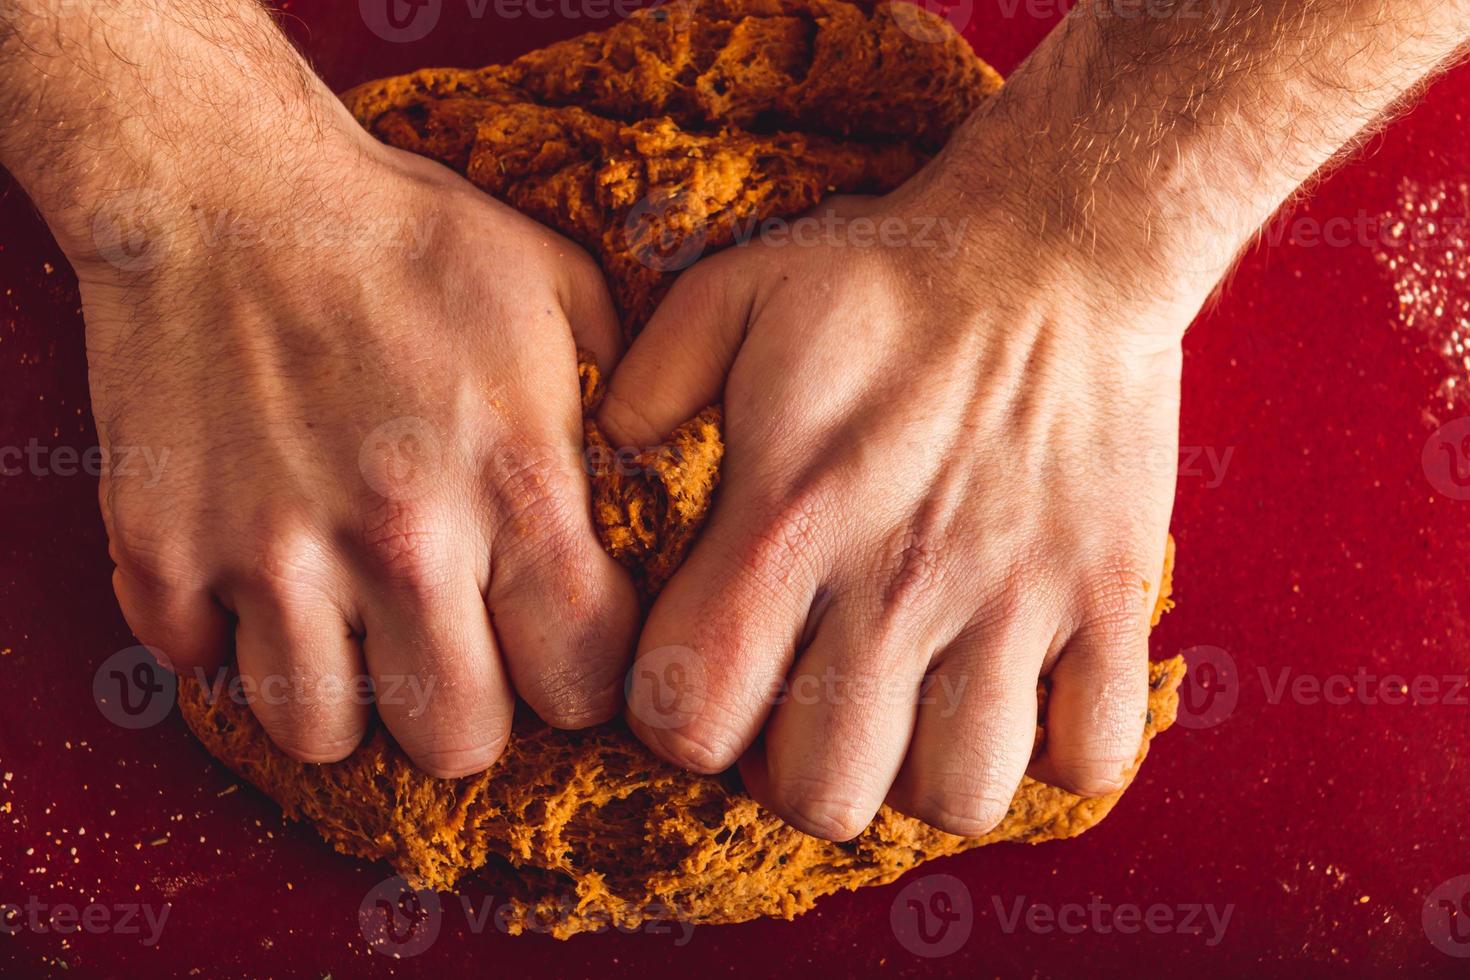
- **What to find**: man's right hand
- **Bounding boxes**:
[0,0,638,777]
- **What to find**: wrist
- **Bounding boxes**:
[0,0,371,274]
[892,127,1214,351]
[903,4,1279,339]
[55,123,391,285]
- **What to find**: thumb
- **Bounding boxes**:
[597,260,751,449]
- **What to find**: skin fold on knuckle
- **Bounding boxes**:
[913,788,1014,838]
[105,499,199,588]
[267,723,365,766]
[731,485,834,604]
[232,520,337,611]
[406,723,511,780]
[1042,756,1133,797]
[357,499,454,601]
[1042,710,1140,795]
[489,435,576,513]
[772,772,876,841]
[524,655,622,730]
[647,710,749,774]
[1077,556,1157,640]
[878,524,946,614]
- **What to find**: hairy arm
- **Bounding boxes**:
[1,0,639,775]
[941,0,1470,311]
[0,0,349,260]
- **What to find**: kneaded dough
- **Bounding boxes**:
[177,0,1185,939]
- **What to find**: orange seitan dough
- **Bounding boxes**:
[176,0,1185,939]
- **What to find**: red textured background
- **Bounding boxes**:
[4,1,1470,976]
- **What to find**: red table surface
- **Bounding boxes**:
[4,2,1470,977]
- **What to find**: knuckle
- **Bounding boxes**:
[269,726,365,765]
[1081,559,1155,639]
[237,523,328,602]
[915,787,1013,838]
[106,503,193,586]
[411,730,510,779]
[731,485,832,601]
[525,657,622,729]
[970,567,1036,635]
[773,774,873,841]
[489,440,588,549]
[537,547,621,618]
[649,717,745,774]
[1045,758,1131,798]
[877,515,947,615]
[358,500,451,598]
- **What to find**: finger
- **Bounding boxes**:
[597,258,751,448]
[561,251,625,372]
[356,506,513,779]
[755,601,928,841]
[111,568,232,675]
[1028,610,1149,797]
[485,441,640,729]
[623,481,835,773]
[887,621,1048,837]
[233,591,370,765]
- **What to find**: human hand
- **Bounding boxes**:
[599,179,1183,840]
[77,138,640,777]
[0,0,638,777]
[592,0,1470,840]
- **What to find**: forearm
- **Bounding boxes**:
[0,0,364,264]
[934,0,1470,312]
